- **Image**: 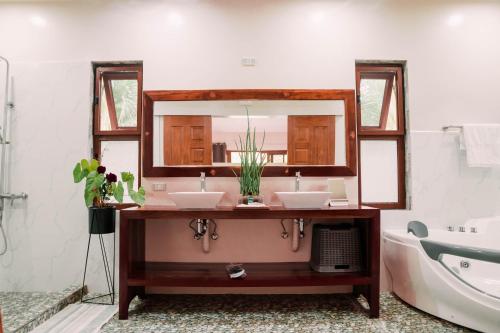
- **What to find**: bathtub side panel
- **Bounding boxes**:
[384,235,500,333]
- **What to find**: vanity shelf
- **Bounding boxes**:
[119,205,380,320]
[128,262,371,287]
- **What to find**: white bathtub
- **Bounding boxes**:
[383,217,500,333]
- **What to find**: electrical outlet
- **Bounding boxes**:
[152,183,167,192]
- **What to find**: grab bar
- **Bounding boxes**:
[421,239,500,265]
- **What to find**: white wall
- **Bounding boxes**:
[1,0,500,292]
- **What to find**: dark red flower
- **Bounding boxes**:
[97,166,106,174]
[106,173,117,183]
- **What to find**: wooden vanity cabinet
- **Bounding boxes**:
[119,205,380,320]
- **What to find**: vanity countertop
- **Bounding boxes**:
[120,204,379,219]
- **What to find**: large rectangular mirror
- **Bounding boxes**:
[143,90,357,177]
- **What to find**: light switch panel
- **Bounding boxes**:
[152,183,167,192]
[241,57,256,66]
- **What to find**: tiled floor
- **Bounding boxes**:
[0,286,84,333]
[100,293,474,333]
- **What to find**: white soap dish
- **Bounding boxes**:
[328,199,349,207]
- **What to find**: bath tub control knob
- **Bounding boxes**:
[460,260,470,269]
[458,226,466,232]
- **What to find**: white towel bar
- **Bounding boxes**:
[442,125,463,131]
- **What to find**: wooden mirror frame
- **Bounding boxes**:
[142,89,357,177]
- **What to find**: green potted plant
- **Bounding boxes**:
[234,108,267,204]
[72,159,145,234]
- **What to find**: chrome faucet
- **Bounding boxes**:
[295,171,301,192]
[200,172,206,192]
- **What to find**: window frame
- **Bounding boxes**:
[92,63,143,207]
[356,64,406,209]
[94,66,143,136]
[356,66,404,135]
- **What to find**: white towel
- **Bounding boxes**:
[462,124,500,167]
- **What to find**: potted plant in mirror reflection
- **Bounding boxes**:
[234,107,267,204]
[72,159,145,234]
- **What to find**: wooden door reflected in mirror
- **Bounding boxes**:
[288,115,335,165]
[163,116,212,165]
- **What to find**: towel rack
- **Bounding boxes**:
[442,125,463,131]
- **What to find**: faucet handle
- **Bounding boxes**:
[200,172,205,178]
[295,171,301,177]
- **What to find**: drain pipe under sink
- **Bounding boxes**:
[202,223,210,253]
[292,218,305,252]
[190,219,218,253]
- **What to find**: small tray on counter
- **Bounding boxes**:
[233,203,270,210]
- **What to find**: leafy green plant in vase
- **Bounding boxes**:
[73,159,145,234]
[234,108,267,204]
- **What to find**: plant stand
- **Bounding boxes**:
[81,209,116,305]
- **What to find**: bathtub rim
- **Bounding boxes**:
[383,228,500,302]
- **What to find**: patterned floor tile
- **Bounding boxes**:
[0,285,85,333]
[100,293,475,333]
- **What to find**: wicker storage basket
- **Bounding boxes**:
[310,224,362,273]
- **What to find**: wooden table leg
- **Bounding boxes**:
[119,215,146,320]
[131,219,146,300]
[119,214,130,320]
[368,211,381,318]
[0,306,4,333]
[368,284,380,318]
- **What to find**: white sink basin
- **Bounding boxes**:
[168,192,225,209]
[275,191,330,209]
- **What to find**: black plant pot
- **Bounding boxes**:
[88,206,116,234]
